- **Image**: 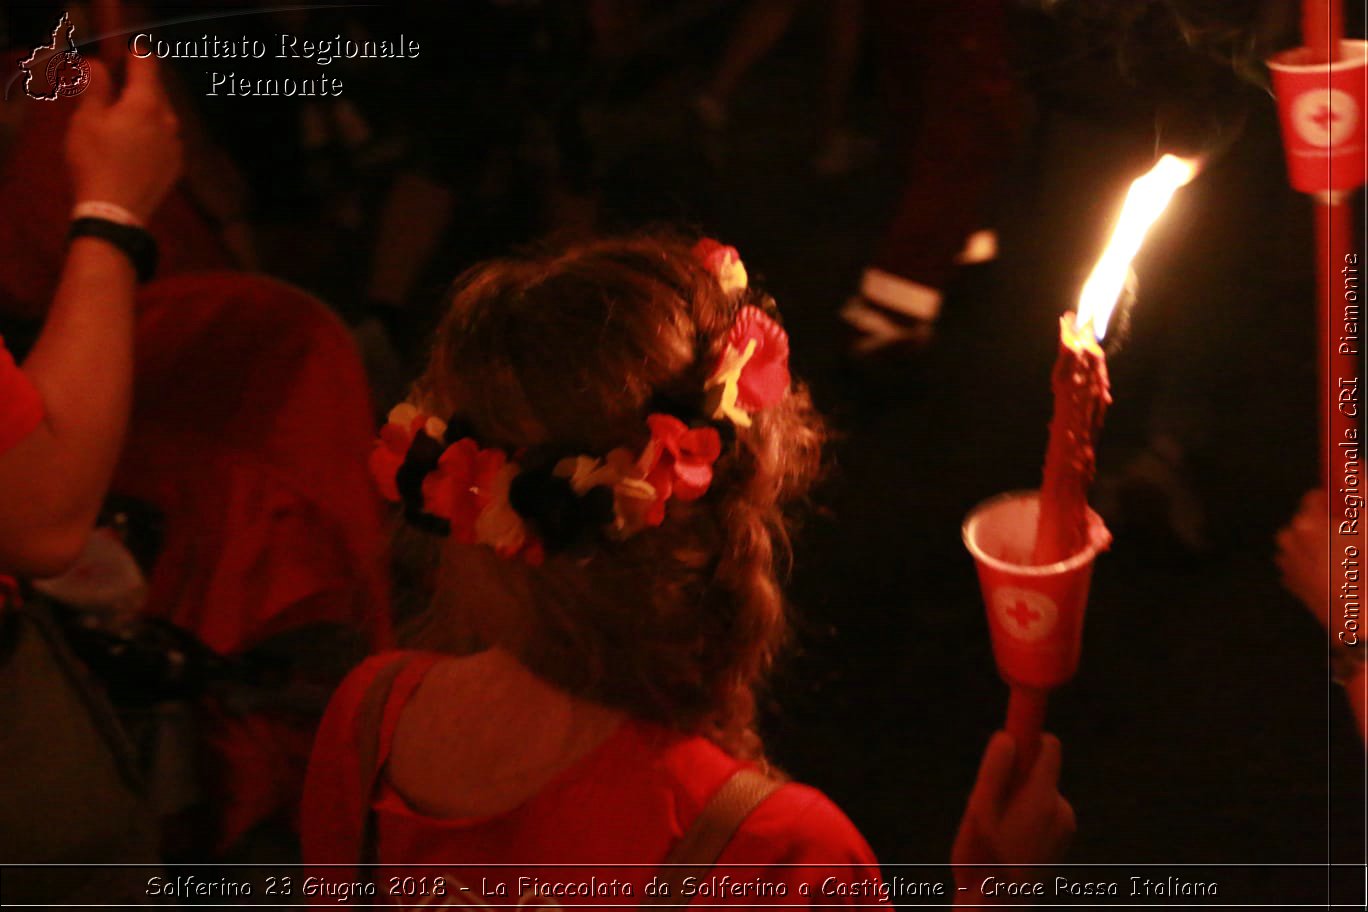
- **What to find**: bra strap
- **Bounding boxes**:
[353,652,429,865]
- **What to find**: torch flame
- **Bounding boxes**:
[1077,154,1198,340]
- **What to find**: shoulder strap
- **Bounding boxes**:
[642,768,781,908]
[354,653,422,866]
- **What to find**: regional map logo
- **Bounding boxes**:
[20,13,91,101]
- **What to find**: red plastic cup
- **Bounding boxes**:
[962,491,1111,691]
[1267,39,1368,194]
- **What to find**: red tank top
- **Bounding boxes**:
[302,651,888,908]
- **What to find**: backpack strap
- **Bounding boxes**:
[353,653,424,867]
[641,768,781,908]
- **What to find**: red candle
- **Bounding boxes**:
[1298,1,1359,525]
[1034,314,1111,566]
[1303,0,1344,64]
[1296,2,1367,659]
[1002,314,1110,781]
[1004,155,1196,779]
[1033,154,1195,565]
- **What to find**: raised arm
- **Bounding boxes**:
[0,55,181,576]
[952,732,1076,905]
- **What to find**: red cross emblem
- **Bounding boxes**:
[1006,598,1041,630]
[1310,104,1340,131]
[993,588,1058,643]
[1291,88,1358,147]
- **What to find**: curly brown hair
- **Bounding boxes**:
[397,234,826,759]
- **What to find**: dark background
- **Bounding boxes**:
[8,0,1366,903]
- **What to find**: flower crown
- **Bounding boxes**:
[368,239,791,563]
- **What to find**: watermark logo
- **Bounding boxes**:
[20,13,91,101]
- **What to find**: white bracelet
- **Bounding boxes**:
[71,201,144,228]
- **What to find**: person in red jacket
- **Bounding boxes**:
[302,235,1074,905]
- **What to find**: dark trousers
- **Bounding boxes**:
[869,0,1022,290]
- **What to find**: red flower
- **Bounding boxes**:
[422,439,508,543]
[719,306,790,412]
[691,238,748,293]
[368,407,429,501]
[645,414,723,502]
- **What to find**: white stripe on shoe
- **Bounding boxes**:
[858,269,943,321]
[840,298,933,353]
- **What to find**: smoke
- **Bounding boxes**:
[1019,0,1301,160]
[1024,0,1297,83]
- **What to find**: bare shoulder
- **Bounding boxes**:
[384,651,622,819]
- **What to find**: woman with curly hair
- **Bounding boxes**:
[301,234,1072,906]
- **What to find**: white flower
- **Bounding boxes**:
[388,402,420,427]
[475,464,528,555]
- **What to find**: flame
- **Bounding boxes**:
[1077,154,1197,340]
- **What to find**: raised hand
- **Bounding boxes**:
[65,54,183,222]
[952,732,1076,896]
[1276,489,1331,631]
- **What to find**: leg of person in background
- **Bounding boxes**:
[351,172,455,409]
[811,0,873,176]
[695,0,803,130]
[364,171,454,340]
[842,0,1021,354]
[366,171,455,322]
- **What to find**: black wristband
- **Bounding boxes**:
[67,217,158,283]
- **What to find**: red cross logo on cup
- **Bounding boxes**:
[992,587,1058,644]
[1291,88,1359,147]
